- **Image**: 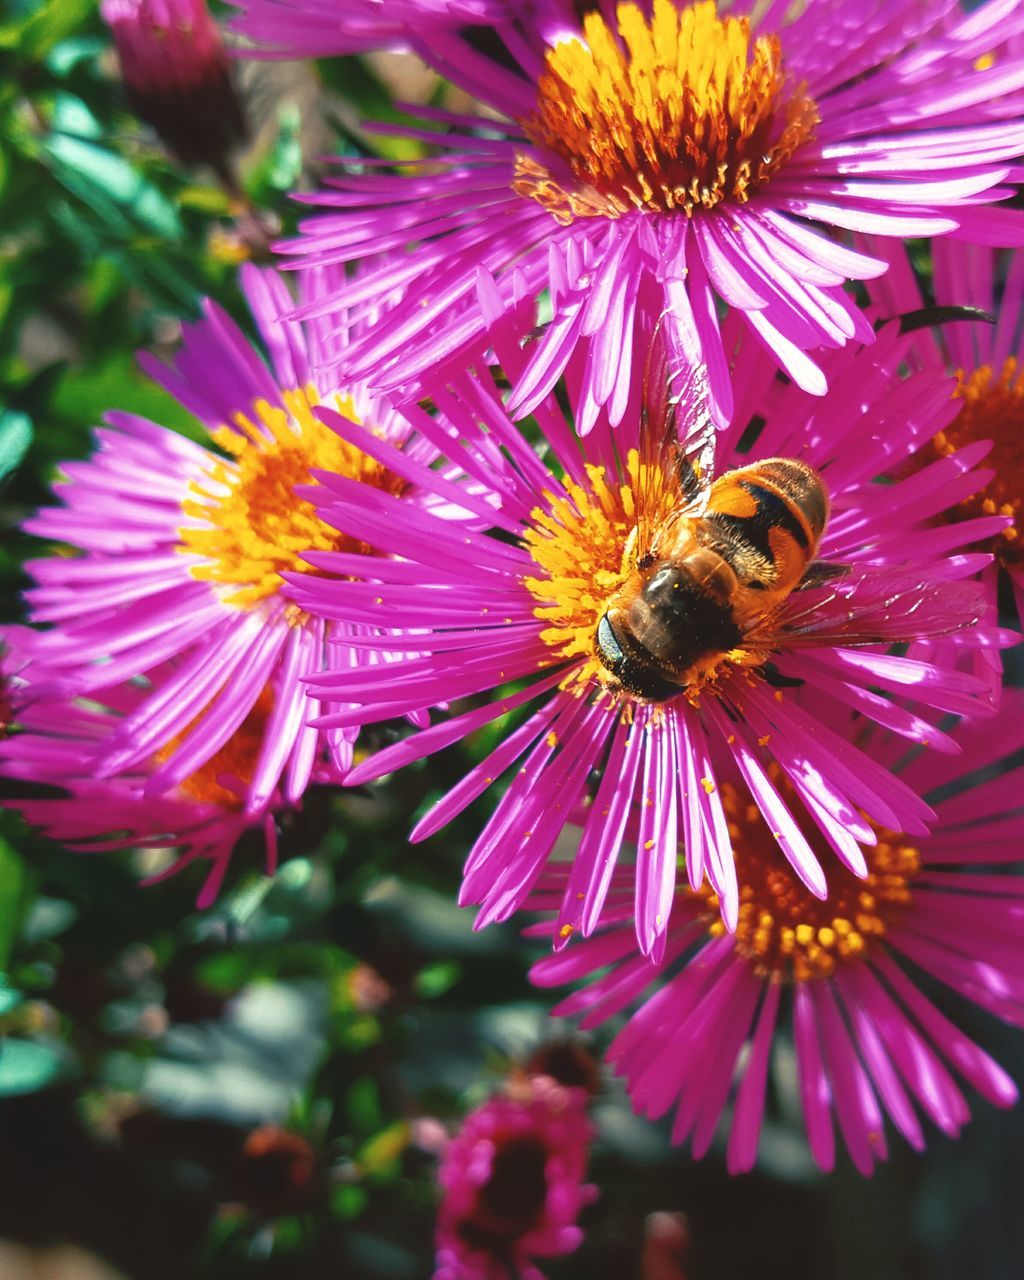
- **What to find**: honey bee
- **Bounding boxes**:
[596,455,835,700]
[593,344,980,702]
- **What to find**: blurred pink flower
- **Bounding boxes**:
[102,0,246,178]
[434,1075,594,1280]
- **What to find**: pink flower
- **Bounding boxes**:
[434,1075,594,1280]
[102,0,246,179]
[9,265,473,901]
[529,695,1024,1175]
[281,0,1024,431]
[291,307,1005,956]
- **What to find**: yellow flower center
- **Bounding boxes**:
[514,0,818,224]
[156,687,274,809]
[700,781,920,982]
[178,387,405,608]
[931,358,1024,567]
[522,451,675,692]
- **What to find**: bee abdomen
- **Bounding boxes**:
[705,460,828,589]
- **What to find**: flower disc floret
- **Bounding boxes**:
[522,452,674,688]
[515,0,818,223]
[701,780,919,983]
[180,388,403,608]
[931,359,1024,567]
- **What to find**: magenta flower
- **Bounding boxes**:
[229,0,510,58]
[281,0,1024,430]
[434,1075,594,1280]
[14,264,472,899]
[291,311,1004,958]
[102,0,246,179]
[866,239,1024,699]
[528,696,1024,1175]
[0,658,298,906]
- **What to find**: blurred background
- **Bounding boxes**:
[1,2,1023,1276]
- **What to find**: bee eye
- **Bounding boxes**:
[596,613,624,673]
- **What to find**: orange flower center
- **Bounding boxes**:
[514,0,818,224]
[156,687,274,809]
[178,388,405,609]
[932,358,1024,567]
[700,782,920,982]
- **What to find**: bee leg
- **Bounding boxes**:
[797,560,850,590]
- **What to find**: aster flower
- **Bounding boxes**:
[102,0,247,182]
[528,696,1024,1176]
[434,1075,594,1280]
[291,309,1004,957]
[229,0,511,58]
[0,661,298,906]
[15,264,475,898]
[282,0,1024,431]
[865,239,1024,699]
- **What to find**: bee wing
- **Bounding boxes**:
[635,327,716,557]
[744,567,986,651]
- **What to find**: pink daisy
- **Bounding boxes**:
[281,0,1024,431]
[434,1074,594,1280]
[229,0,511,58]
[102,0,246,181]
[528,695,1024,1175]
[14,264,473,897]
[291,307,1006,958]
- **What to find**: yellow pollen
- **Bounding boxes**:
[513,0,818,224]
[156,686,273,809]
[521,449,676,693]
[701,779,920,982]
[178,387,405,608]
[931,359,1024,567]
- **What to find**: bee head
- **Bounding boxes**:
[595,612,683,703]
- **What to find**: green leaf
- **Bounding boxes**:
[0,836,28,970]
[47,132,183,240]
[414,960,461,1000]
[22,896,76,942]
[330,1184,367,1220]
[0,410,32,482]
[356,1121,410,1180]
[1,0,93,61]
[0,1038,63,1096]
[0,982,23,1017]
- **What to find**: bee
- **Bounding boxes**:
[593,343,981,702]
[596,455,835,700]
